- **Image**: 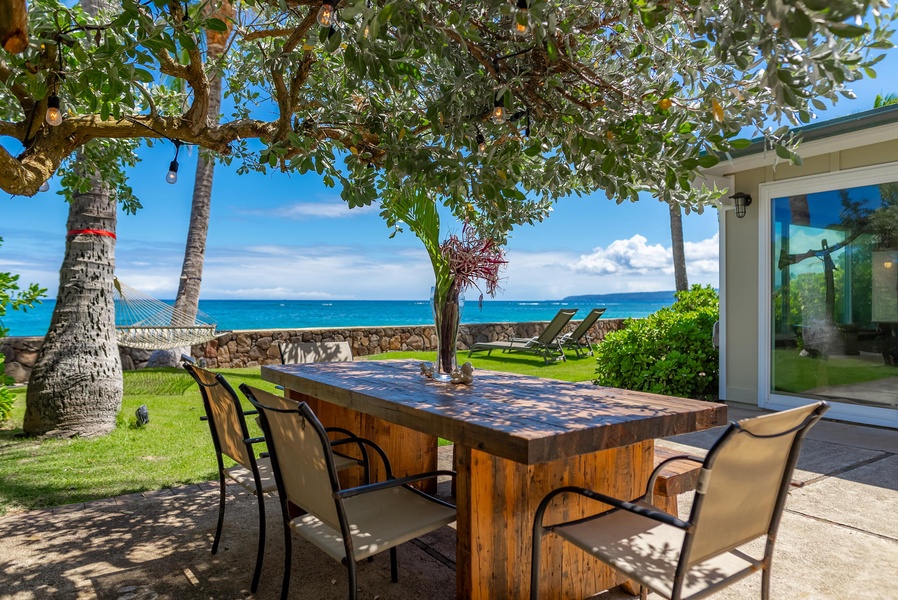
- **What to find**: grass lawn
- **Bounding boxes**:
[773,348,898,393]
[0,350,598,515]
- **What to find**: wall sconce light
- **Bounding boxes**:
[730,192,752,218]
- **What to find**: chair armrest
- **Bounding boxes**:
[645,454,704,504]
[330,436,391,478]
[245,436,266,446]
[335,470,457,500]
[200,408,257,422]
[534,486,690,532]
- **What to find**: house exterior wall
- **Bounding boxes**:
[723,140,898,408]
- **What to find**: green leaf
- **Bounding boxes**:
[775,144,791,159]
[205,18,228,32]
[697,154,719,168]
[829,24,869,38]
[729,138,752,149]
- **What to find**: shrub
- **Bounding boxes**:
[594,285,719,400]
[0,354,12,422]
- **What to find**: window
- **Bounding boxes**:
[770,180,898,413]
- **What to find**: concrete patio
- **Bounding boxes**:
[0,402,895,599]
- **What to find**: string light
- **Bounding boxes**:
[476,130,486,153]
[512,0,529,36]
[45,94,63,126]
[491,93,507,125]
[39,181,50,192]
[317,0,337,27]
[166,140,182,184]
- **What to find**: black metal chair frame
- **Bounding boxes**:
[241,383,456,600]
[183,357,371,593]
[531,402,829,600]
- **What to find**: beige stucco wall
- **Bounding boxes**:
[723,140,898,406]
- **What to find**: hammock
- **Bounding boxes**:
[114,278,220,349]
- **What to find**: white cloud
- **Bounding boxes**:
[253,201,378,220]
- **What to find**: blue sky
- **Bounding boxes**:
[2,53,897,301]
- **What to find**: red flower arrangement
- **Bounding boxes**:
[439,222,507,303]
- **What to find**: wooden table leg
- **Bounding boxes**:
[455,441,653,600]
[286,389,439,493]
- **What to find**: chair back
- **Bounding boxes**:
[535,309,578,344]
[240,385,343,530]
[184,363,254,469]
[278,341,353,364]
[685,401,828,565]
[566,308,606,340]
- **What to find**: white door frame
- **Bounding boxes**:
[757,162,898,428]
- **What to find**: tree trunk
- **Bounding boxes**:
[669,202,688,292]
[171,1,232,324]
[0,0,28,53]
[23,171,122,437]
[172,100,218,324]
[23,0,121,438]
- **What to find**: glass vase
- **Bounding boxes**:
[431,283,465,382]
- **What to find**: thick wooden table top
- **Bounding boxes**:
[262,360,727,465]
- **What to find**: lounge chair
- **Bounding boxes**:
[557,307,606,357]
[468,308,578,364]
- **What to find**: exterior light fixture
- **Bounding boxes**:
[730,192,752,219]
[45,94,63,126]
[491,93,507,125]
[512,0,529,36]
[317,0,337,27]
[166,140,182,184]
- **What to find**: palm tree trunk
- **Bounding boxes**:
[172,1,232,324]
[23,0,121,438]
[23,169,122,437]
[669,202,689,292]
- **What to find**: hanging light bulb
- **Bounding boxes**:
[476,131,486,153]
[491,94,507,125]
[512,0,529,36]
[363,24,370,38]
[166,160,179,184]
[45,94,63,126]
[317,0,337,27]
[39,181,50,192]
[166,140,182,184]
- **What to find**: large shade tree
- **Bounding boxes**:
[0,0,894,436]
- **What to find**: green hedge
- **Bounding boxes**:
[594,285,719,400]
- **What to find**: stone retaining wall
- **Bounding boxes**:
[1,318,627,383]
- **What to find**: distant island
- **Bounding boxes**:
[562,290,677,303]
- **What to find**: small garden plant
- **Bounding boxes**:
[594,285,719,401]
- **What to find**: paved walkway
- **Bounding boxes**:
[0,403,895,599]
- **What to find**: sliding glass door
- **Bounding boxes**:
[765,168,898,424]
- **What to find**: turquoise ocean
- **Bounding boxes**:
[2,291,677,337]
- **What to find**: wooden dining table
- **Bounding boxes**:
[261,360,727,600]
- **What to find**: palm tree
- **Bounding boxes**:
[874,93,898,108]
[24,167,122,437]
[669,202,689,292]
[24,0,121,437]
[144,2,233,368]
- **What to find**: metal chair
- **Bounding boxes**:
[183,361,366,593]
[240,384,457,600]
[531,401,829,600]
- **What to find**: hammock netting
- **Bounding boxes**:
[114,279,219,349]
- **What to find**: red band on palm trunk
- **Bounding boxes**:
[67,229,117,239]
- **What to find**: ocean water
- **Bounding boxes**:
[1,292,677,337]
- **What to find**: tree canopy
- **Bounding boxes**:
[1,0,894,238]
